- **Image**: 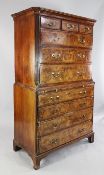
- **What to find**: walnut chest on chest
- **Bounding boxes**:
[12,7,96,169]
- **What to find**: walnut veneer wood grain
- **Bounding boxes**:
[38,108,93,136]
[38,84,94,106]
[41,29,93,48]
[38,96,94,120]
[12,7,96,170]
[41,47,92,63]
[40,64,92,85]
[39,121,92,153]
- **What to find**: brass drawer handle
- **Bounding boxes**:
[82,54,86,58]
[77,53,86,58]
[50,96,60,101]
[82,114,86,119]
[55,89,58,92]
[79,90,87,94]
[77,71,83,76]
[42,90,48,94]
[52,53,61,59]
[85,26,90,32]
[47,21,54,27]
[53,37,60,42]
[51,72,62,78]
[65,91,70,95]
[53,123,58,129]
[52,72,55,75]
[50,96,53,100]
[56,95,60,99]
[78,36,85,44]
[50,138,59,144]
[77,71,85,76]
[67,23,75,30]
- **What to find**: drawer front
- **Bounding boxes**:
[62,20,78,32]
[79,24,93,34]
[41,16,61,29]
[40,65,92,85]
[38,108,93,136]
[38,97,93,120]
[38,85,94,107]
[39,121,92,153]
[41,30,93,48]
[41,48,91,64]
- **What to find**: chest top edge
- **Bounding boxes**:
[11,7,96,25]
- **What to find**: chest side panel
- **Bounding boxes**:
[14,12,36,87]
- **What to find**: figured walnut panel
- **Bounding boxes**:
[41,47,91,63]
[38,108,93,136]
[41,30,93,48]
[62,20,78,32]
[41,16,61,29]
[38,96,94,120]
[39,121,92,153]
[40,64,92,85]
[79,24,93,34]
[38,84,94,106]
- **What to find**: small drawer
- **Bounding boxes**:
[38,97,94,120]
[41,48,91,64]
[38,108,93,136]
[39,121,92,153]
[79,24,93,34]
[38,85,94,107]
[62,20,78,32]
[41,16,61,29]
[41,30,93,48]
[40,64,92,85]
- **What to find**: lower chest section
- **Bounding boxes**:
[36,82,94,154]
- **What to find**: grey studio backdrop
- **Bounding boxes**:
[0,0,104,174]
